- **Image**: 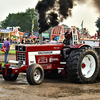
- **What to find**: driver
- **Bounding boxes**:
[62,30,73,62]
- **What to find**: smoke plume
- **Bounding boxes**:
[93,0,100,13]
[75,0,100,13]
[35,0,73,34]
[35,0,100,34]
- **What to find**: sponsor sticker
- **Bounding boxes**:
[41,64,52,69]
[49,56,59,62]
[30,61,34,63]
[38,57,48,63]
[38,51,52,54]
[53,47,60,49]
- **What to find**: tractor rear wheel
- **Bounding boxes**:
[26,64,44,85]
[66,47,99,83]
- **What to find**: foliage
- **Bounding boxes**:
[44,27,53,33]
[0,62,5,66]
[76,27,80,32]
[0,8,39,32]
[0,49,15,54]
[61,24,68,28]
[95,16,100,32]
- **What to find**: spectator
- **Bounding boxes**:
[25,38,28,44]
[21,38,24,44]
[13,38,16,44]
[23,38,26,44]
[10,38,13,45]
[35,38,38,44]
[27,38,30,44]
[0,36,1,43]
[3,38,10,63]
[1,36,4,43]
[17,37,20,44]
[33,39,35,44]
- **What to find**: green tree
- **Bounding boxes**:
[26,8,38,32]
[95,16,100,32]
[61,24,68,28]
[0,8,38,32]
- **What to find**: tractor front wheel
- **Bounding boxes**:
[3,73,19,81]
[66,47,99,83]
[26,64,44,85]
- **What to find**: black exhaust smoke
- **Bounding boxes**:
[75,0,100,13]
[93,0,100,13]
[35,0,73,34]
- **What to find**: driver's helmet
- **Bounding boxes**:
[65,30,71,39]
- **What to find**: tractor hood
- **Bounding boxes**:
[15,42,63,52]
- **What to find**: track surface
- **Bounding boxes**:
[0,54,100,100]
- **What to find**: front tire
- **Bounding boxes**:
[3,74,19,81]
[66,47,99,83]
[26,64,44,85]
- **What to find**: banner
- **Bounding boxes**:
[0,45,7,53]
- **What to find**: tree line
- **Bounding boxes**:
[95,16,100,33]
[0,8,39,32]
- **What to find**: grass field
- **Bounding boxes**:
[0,49,15,54]
[0,50,15,66]
[0,62,5,66]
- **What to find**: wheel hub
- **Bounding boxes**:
[81,63,86,68]
[34,73,37,76]
[81,54,96,78]
[33,69,41,81]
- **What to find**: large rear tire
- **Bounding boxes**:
[66,47,99,83]
[26,64,44,85]
[3,74,19,81]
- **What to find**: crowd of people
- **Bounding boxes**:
[0,36,50,44]
[10,37,40,44]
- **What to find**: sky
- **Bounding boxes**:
[0,0,99,35]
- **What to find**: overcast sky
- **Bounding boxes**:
[0,0,99,35]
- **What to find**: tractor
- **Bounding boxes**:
[0,27,100,85]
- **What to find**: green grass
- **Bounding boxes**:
[0,49,15,54]
[0,62,5,66]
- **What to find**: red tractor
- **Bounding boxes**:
[0,28,100,85]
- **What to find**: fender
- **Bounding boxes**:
[70,43,91,49]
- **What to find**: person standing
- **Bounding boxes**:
[1,36,4,43]
[0,36,1,43]
[4,38,10,63]
[17,37,20,44]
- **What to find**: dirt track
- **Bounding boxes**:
[0,54,16,62]
[0,54,100,100]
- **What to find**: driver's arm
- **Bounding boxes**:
[63,39,70,48]
[64,44,66,47]
[63,39,66,47]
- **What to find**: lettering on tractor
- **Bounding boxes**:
[49,56,59,62]
[0,26,100,85]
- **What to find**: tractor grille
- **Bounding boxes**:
[17,53,26,61]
